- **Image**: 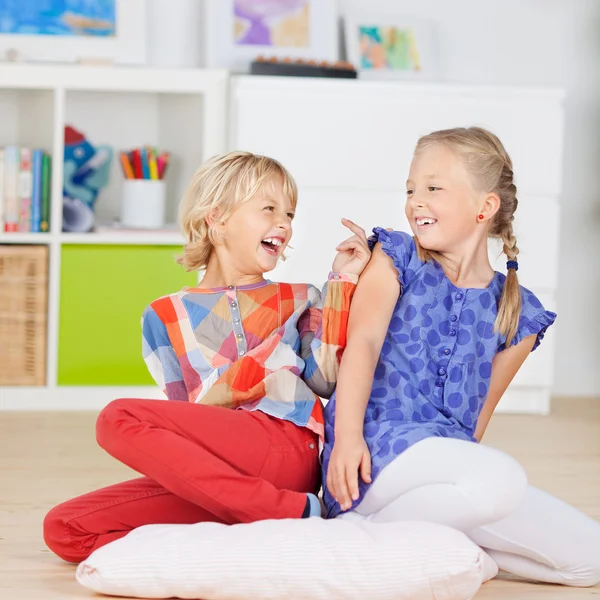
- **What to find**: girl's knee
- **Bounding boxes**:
[95,398,136,450]
[43,504,87,564]
[494,453,527,504]
[475,451,528,522]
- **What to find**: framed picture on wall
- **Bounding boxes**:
[202,0,338,72]
[344,16,439,80]
[0,0,146,65]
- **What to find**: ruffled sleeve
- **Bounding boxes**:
[368,227,419,289]
[508,288,557,352]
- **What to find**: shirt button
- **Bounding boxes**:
[239,350,245,356]
[450,329,457,336]
[309,443,315,450]
[450,315,457,322]
[443,348,450,355]
[236,333,243,340]
[437,367,446,376]
[234,318,240,324]
[456,293,464,301]
[227,285,234,290]
[333,274,340,280]
[230,301,237,308]
[435,379,444,387]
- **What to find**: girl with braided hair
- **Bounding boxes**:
[324,127,600,587]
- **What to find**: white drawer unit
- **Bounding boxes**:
[230,75,565,414]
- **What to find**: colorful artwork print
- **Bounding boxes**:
[359,26,421,72]
[234,0,310,48]
[0,0,116,37]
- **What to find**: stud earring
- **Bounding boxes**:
[478,214,485,220]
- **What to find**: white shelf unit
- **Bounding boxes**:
[0,65,227,410]
[1,69,565,415]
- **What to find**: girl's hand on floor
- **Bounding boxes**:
[332,219,371,277]
[327,434,372,511]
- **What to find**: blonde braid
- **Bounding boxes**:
[490,156,521,347]
[501,222,519,261]
[496,221,521,346]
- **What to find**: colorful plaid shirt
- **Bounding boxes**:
[141,274,358,441]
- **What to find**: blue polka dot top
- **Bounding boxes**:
[322,227,556,518]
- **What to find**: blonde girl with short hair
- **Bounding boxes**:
[44,151,371,564]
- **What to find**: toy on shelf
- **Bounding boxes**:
[250,56,357,79]
[63,126,113,233]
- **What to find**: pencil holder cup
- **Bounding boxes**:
[120,180,166,229]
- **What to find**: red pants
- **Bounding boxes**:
[43,398,320,563]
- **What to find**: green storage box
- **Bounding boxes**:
[58,244,196,385]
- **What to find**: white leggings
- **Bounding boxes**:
[337,437,600,587]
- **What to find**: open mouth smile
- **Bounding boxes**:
[260,237,284,255]
[415,217,437,229]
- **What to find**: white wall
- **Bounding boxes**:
[149,0,600,396]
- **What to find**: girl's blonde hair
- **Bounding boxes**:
[414,127,521,346]
[177,151,298,272]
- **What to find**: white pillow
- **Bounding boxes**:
[77,518,495,600]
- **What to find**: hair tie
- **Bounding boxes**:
[506,260,519,271]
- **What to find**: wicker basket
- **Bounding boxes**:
[0,245,48,386]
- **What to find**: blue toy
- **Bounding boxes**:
[63,125,113,232]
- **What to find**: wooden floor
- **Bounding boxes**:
[1,398,599,599]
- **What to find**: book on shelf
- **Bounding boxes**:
[31,150,43,233]
[0,146,52,234]
[18,148,32,233]
[41,154,51,232]
[2,146,18,232]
